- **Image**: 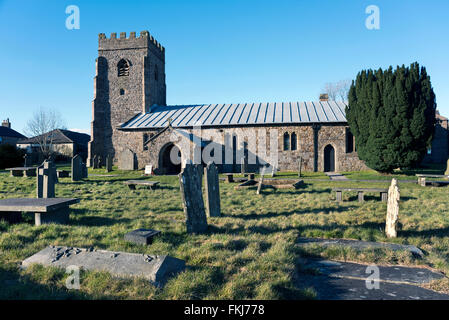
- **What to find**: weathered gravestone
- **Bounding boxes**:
[98,156,103,169]
[106,155,112,172]
[386,178,400,238]
[118,149,136,170]
[145,165,154,175]
[71,155,83,181]
[36,160,56,198]
[241,156,248,175]
[82,161,88,178]
[204,162,221,217]
[298,156,303,178]
[179,164,208,233]
[21,246,185,287]
[271,165,276,177]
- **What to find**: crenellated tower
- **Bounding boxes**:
[87,31,166,166]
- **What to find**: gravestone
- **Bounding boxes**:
[179,164,208,233]
[125,229,161,245]
[37,160,56,198]
[106,155,112,172]
[98,156,103,169]
[257,166,266,195]
[71,155,83,181]
[386,179,400,238]
[445,159,449,176]
[24,154,31,167]
[204,162,221,217]
[145,165,153,175]
[82,161,88,178]
[241,156,247,175]
[22,246,185,287]
[298,156,303,178]
[271,165,276,177]
[118,149,136,170]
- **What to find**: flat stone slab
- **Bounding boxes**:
[125,229,161,245]
[297,237,424,258]
[326,172,349,181]
[21,246,185,287]
[0,198,79,213]
[89,174,119,177]
[296,259,448,300]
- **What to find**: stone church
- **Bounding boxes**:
[87,30,369,174]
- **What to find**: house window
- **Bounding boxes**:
[291,132,297,151]
[346,128,355,153]
[283,132,290,151]
[117,59,130,77]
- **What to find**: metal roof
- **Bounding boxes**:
[120,101,348,129]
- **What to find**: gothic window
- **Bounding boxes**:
[291,132,297,151]
[283,132,290,151]
[143,133,148,150]
[117,59,130,77]
[345,128,355,153]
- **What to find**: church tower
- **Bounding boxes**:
[87,31,166,166]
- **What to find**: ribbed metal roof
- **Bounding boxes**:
[120,101,348,129]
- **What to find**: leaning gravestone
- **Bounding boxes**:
[204,162,221,217]
[386,178,400,238]
[71,155,83,181]
[21,246,185,287]
[118,149,136,170]
[179,164,208,233]
[37,160,56,198]
[106,155,112,172]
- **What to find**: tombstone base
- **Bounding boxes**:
[125,229,161,245]
[34,207,69,226]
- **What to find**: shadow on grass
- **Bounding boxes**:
[400,226,449,238]
[228,205,357,220]
[70,209,132,227]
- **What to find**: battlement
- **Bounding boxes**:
[98,31,165,54]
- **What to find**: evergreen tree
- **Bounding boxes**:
[346,62,436,172]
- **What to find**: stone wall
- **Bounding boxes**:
[116,123,368,173]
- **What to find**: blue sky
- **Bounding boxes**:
[1,0,448,135]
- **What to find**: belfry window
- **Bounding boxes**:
[345,128,355,153]
[283,132,290,151]
[118,59,130,77]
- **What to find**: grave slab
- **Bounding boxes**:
[21,246,185,287]
[297,237,424,258]
[125,229,161,245]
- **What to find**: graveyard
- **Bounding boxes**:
[1,162,449,299]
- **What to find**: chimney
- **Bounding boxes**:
[319,94,329,102]
[2,118,11,128]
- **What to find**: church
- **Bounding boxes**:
[87,30,370,174]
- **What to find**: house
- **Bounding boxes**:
[0,119,26,146]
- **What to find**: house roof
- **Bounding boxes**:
[0,126,26,139]
[119,101,348,130]
[17,129,90,145]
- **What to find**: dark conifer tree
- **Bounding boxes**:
[346,62,436,172]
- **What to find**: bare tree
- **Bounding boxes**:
[24,107,67,159]
[322,80,352,102]
[336,79,351,102]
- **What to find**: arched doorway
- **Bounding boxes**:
[159,143,182,174]
[324,144,335,172]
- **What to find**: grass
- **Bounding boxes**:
[1,165,449,299]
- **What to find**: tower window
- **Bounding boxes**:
[117,59,130,77]
[119,88,125,95]
[143,133,148,150]
[283,132,290,151]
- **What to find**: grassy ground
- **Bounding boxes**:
[1,165,449,299]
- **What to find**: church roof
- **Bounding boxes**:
[120,101,348,129]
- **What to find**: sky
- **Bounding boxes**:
[0,0,448,135]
